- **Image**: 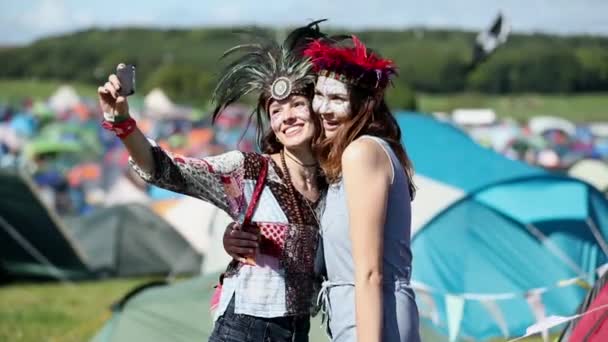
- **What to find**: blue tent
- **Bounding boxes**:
[397,113,608,340]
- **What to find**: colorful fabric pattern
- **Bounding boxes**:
[131,147,321,317]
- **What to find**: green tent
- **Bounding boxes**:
[0,169,90,281]
[91,273,333,342]
[91,273,446,342]
[66,204,203,278]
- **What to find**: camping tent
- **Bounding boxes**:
[90,273,445,342]
[568,159,608,193]
[143,88,190,120]
[66,204,202,277]
[397,113,608,340]
[558,270,608,341]
[451,108,496,126]
[528,116,576,137]
[151,196,233,274]
[0,170,90,281]
[48,85,80,113]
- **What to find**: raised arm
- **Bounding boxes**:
[99,71,246,218]
[342,138,392,342]
[98,73,155,174]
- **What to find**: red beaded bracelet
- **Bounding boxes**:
[102,117,137,139]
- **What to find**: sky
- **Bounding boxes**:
[2,0,608,45]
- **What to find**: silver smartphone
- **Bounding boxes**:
[116,63,136,96]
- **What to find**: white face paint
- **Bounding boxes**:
[268,95,314,148]
[312,76,351,139]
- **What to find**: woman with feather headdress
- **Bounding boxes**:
[98,21,327,342]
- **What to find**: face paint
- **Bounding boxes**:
[267,95,314,148]
[269,100,311,132]
[313,76,351,138]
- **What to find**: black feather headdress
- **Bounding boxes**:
[211,20,327,126]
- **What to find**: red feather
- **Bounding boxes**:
[303,35,396,89]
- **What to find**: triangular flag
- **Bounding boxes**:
[525,291,548,342]
[418,290,440,325]
[446,294,465,342]
[480,299,509,338]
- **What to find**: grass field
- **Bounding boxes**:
[0,277,557,342]
[0,278,153,342]
[1,79,607,123]
[0,79,97,103]
[419,92,608,123]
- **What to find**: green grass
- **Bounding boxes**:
[0,278,154,342]
[0,79,97,103]
[419,92,608,123]
[0,278,557,342]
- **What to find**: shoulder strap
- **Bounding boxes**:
[242,156,268,226]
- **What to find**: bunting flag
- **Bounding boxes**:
[446,294,465,342]
[525,290,548,342]
[410,264,608,341]
[507,303,608,342]
[480,299,510,338]
[412,273,591,301]
[417,291,440,325]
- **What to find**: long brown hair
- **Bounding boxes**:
[312,85,416,198]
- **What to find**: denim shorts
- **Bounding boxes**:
[208,297,310,342]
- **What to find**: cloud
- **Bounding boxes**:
[18,0,71,32]
[1,0,607,45]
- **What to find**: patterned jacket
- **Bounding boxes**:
[131,146,322,317]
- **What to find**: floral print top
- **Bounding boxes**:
[131,146,322,317]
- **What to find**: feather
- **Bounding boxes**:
[212,21,326,123]
[303,35,397,90]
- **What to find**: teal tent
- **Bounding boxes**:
[397,113,608,340]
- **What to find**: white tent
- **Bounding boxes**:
[528,116,576,137]
[143,88,190,119]
[452,108,497,126]
[568,159,608,193]
[589,123,608,138]
[104,176,150,207]
[158,197,233,274]
[48,85,80,112]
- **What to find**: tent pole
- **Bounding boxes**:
[586,217,608,257]
[525,223,586,278]
[0,214,75,285]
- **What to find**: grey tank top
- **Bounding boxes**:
[320,135,413,284]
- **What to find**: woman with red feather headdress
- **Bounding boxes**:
[222,32,420,341]
[304,36,420,342]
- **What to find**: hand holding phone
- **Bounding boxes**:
[116,63,135,97]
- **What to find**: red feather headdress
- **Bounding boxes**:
[303,35,396,90]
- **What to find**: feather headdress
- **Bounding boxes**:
[303,35,396,90]
[212,20,326,122]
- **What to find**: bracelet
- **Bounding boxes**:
[102,117,137,139]
[103,112,131,123]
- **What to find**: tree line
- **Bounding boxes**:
[1,27,607,109]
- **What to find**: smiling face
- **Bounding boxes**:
[312,76,352,139]
[267,94,315,149]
